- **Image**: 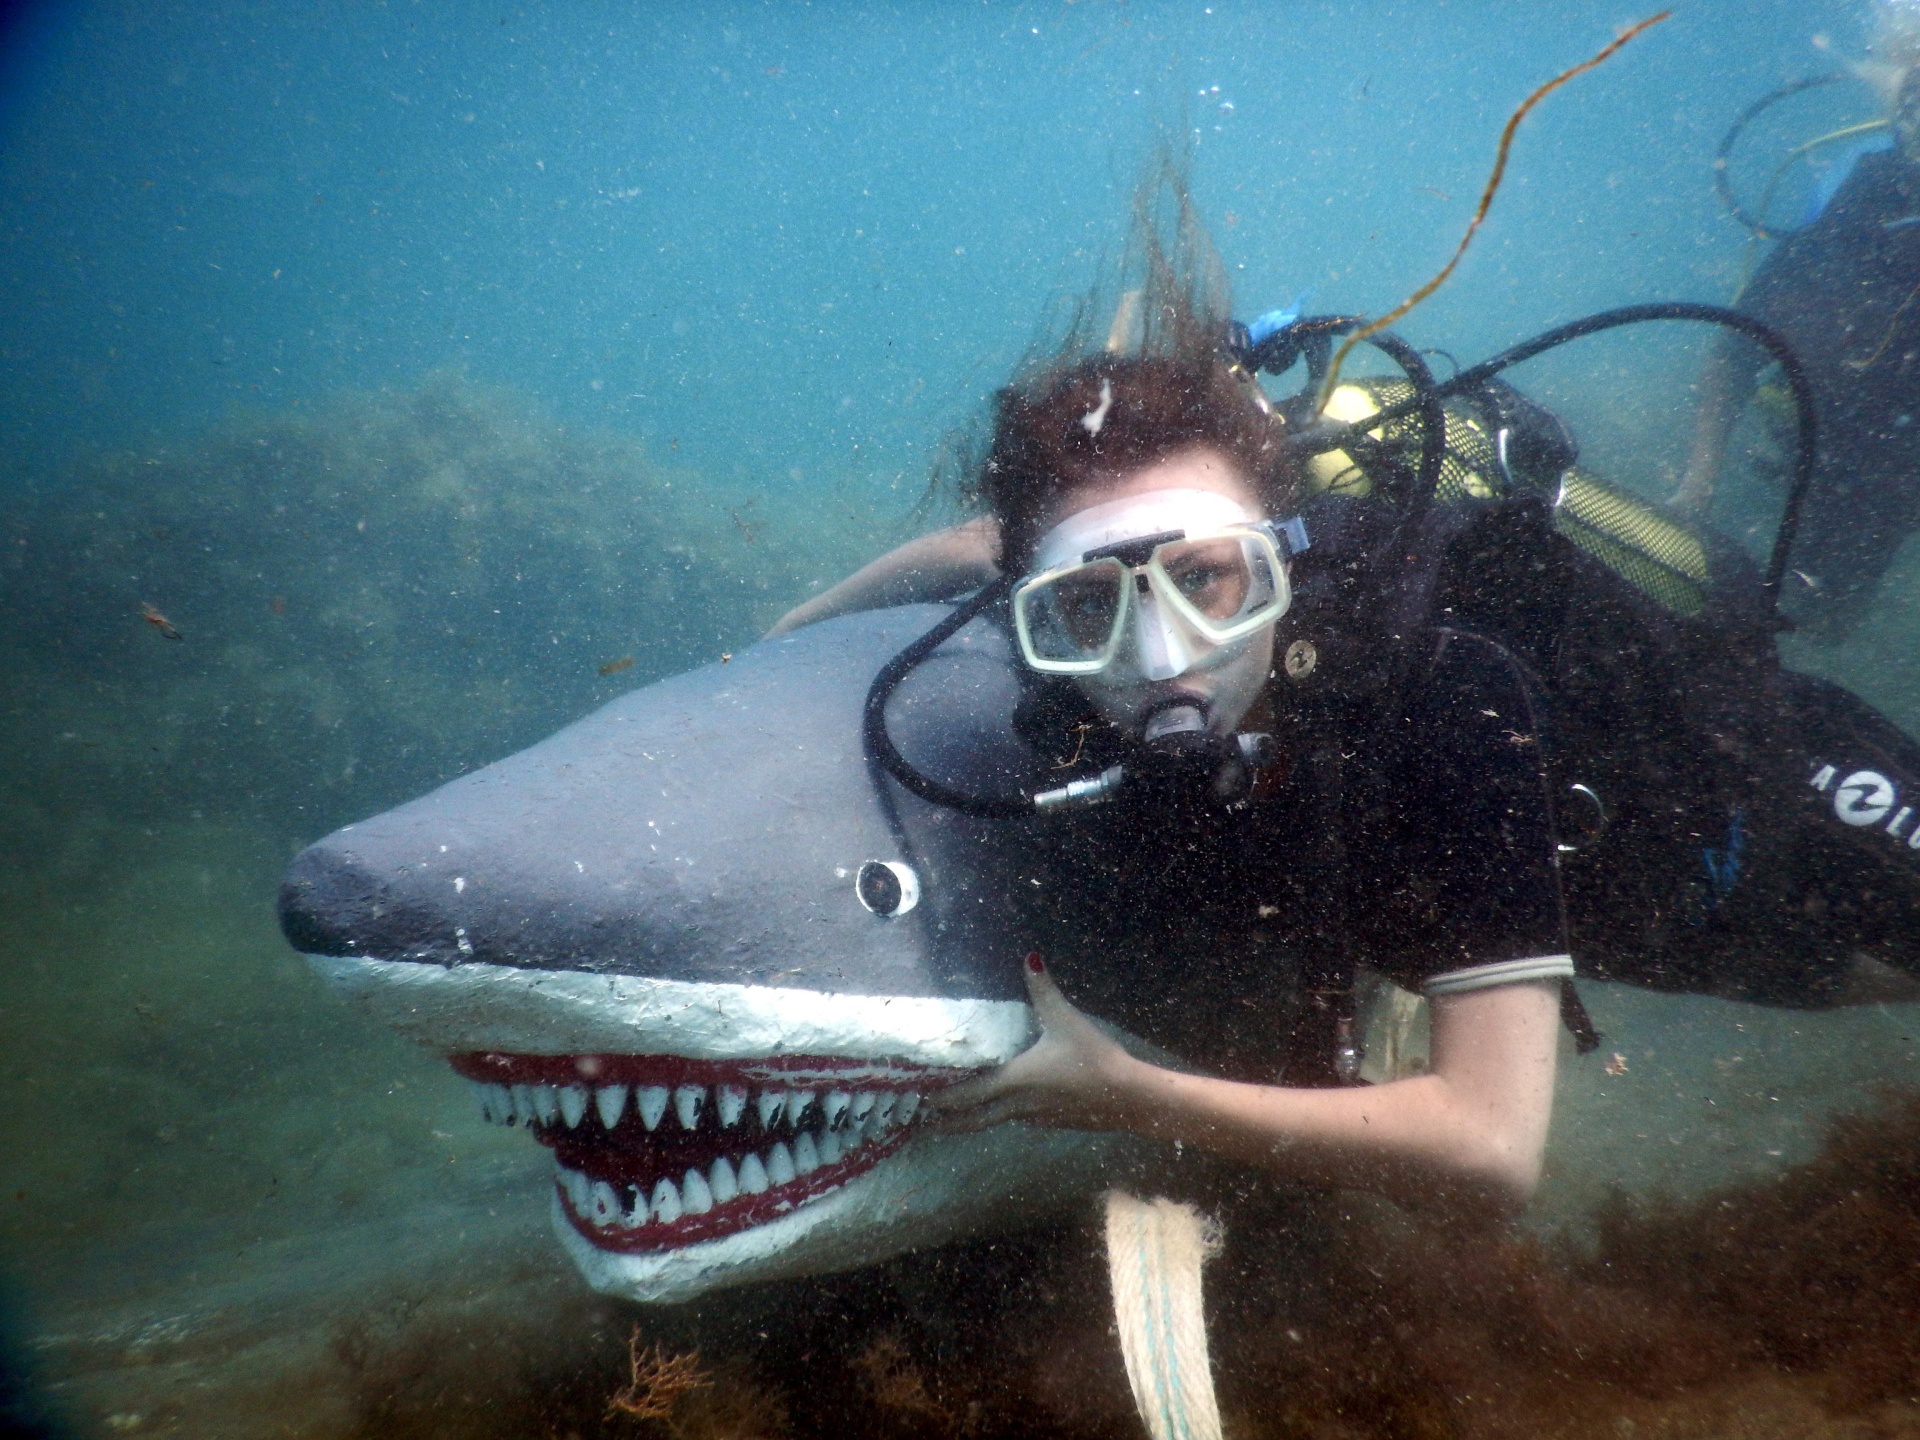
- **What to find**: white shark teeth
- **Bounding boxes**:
[650,1177,683,1225]
[674,1084,705,1131]
[595,1085,629,1129]
[550,1083,942,1242]
[472,1082,513,1125]
[590,1180,622,1228]
[637,1085,670,1132]
[681,1167,714,1215]
[535,1086,562,1126]
[737,1152,770,1194]
[766,1141,797,1186]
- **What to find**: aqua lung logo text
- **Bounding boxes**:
[1810,763,1920,853]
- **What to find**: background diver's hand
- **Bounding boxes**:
[928,953,1146,1135]
[1667,460,1715,517]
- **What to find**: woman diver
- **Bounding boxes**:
[772,177,1920,1217]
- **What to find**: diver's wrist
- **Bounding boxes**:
[1101,1052,1193,1142]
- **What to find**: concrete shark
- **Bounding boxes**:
[278,606,1138,1302]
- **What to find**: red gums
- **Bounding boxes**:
[554,1126,913,1253]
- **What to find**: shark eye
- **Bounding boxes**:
[854,860,920,917]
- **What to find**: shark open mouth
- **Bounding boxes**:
[451,1052,955,1252]
[300,958,1121,1300]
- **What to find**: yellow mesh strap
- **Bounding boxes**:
[1552,470,1709,618]
[1313,380,1712,617]
[1309,380,1506,501]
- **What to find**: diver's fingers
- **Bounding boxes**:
[924,1090,1035,1134]
[1020,951,1082,1027]
[932,1068,1011,1113]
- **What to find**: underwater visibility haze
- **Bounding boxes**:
[5,1,1920,1436]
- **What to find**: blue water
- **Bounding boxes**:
[0,0,1867,486]
[6,3,1920,1437]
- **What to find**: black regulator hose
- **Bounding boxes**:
[1714,73,1850,239]
[1349,327,1446,556]
[862,575,1032,819]
[1246,315,1447,533]
[1290,302,1818,616]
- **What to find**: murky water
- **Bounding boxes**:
[5,2,1919,1436]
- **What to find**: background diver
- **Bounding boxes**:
[1678,0,1920,636]
[773,195,1920,1214]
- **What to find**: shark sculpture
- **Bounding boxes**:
[278,606,1143,1302]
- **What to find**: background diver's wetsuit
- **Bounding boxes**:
[1722,145,1920,633]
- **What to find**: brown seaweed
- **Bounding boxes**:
[305,1088,1920,1439]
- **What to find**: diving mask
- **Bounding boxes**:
[1012,489,1292,679]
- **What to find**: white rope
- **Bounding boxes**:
[1104,1189,1226,1440]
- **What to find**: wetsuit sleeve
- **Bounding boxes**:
[1350,632,1574,997]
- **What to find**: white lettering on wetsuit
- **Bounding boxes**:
[1810,762,1920,849]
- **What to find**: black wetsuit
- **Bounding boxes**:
[1018,477,1920,1083]
[1736,147,1920,630]
[1331,482,1920,1012]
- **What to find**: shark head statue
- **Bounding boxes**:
[278,606,1143,1302]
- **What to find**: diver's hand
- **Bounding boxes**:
[765,519,1001,637]
[765,592,840,636]
[928,953,1145,1134]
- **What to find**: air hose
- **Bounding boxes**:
[1713,73,1852,239]
[1277,302,1818,615]
[861,576,1031,818]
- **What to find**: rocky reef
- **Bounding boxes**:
[0,374,890,854]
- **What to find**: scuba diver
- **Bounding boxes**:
[1677,0,1920,636]
[771,196,1920,1213]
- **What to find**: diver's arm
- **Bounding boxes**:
[1114,981,1560,1210]
[1672,335,1765,516]
[933,961,1560,1214]
[766,517,1002,635]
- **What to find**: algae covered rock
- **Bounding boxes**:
[0,373,889,842]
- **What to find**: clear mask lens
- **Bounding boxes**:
[1013,526,1288,675]
[1151,534,1277,629]
[1017,557,1131,668]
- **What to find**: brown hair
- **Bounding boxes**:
[957,154,1296,571]
[975,354,1288,571]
